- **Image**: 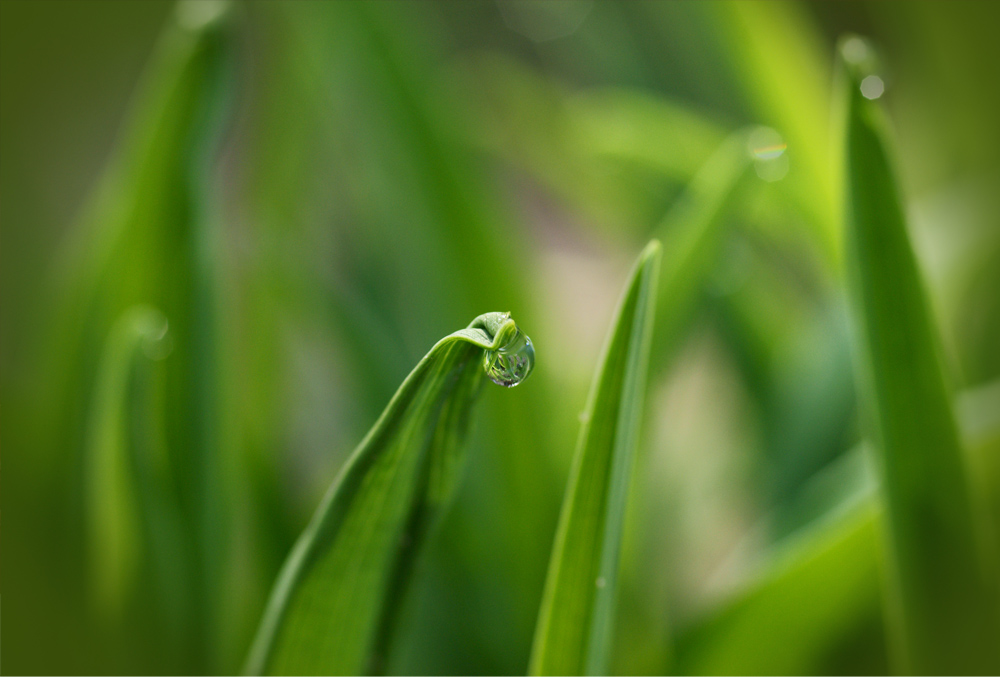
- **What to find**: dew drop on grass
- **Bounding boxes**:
[841,36,871,66]
[139,310,173,361]
[860,74,885,100]
[484,326,535,387]
[748,126,789,183]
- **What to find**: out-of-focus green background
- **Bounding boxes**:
[3,1,999,674]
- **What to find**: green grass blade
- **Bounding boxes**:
[448,53,726,237]
[529,241,661,676]
[673,441,882,675]
[676,502,883,676]
[566,88,725,181]
[839,36,1000,673]
[32,4,235,671]
[245,312,534,676]
[706,1,837,266]
[652,129,754,370]
[959,380,1000,551]
[673,376,1000,675]
[86,307,172,618]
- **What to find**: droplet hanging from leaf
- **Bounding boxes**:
[484,315,535,387]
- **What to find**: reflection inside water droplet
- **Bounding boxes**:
[484,327,535,387]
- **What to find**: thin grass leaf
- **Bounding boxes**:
[673,374,1000,676]
[245,312,534,676]
[679,505,883,676]
[566,88,725,182]
[651,128,755,371]
[958,380,1000,551]
[35,4,235,671]
[674,458,883,676]
[86,307,171,617]
[287,8,559,672]
[530,241,661,676]
[449,53,725,234]
[839,36,1000,674]
[704,1,838,266]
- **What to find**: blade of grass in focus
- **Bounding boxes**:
[245,313,534,676]
[530,241,661,676]
[839,35,1000,674]
[285,6,558,672]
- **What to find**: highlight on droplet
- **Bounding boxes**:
[860,74,885,100]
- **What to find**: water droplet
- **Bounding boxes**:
[860,74,885,100]
[595,576,606,588]
[841,36,871,66]
[139,311,173,361]
[176,0,230,31]
[484,327,535,387]
[839,35,885,94]
[747,126,789,183]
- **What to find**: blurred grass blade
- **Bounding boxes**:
[675,376,1000,676]
[245,313,534,676]
[674,475,883,675]
[839,36,1000,674]
[449,53,725,234]
[39,4,235,670]
[652,129,754,370]
[530,241,661,676]
[566,88,725,181]
[86,307,171,617]
[959,380,1000,550]
[707,1,838,265]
